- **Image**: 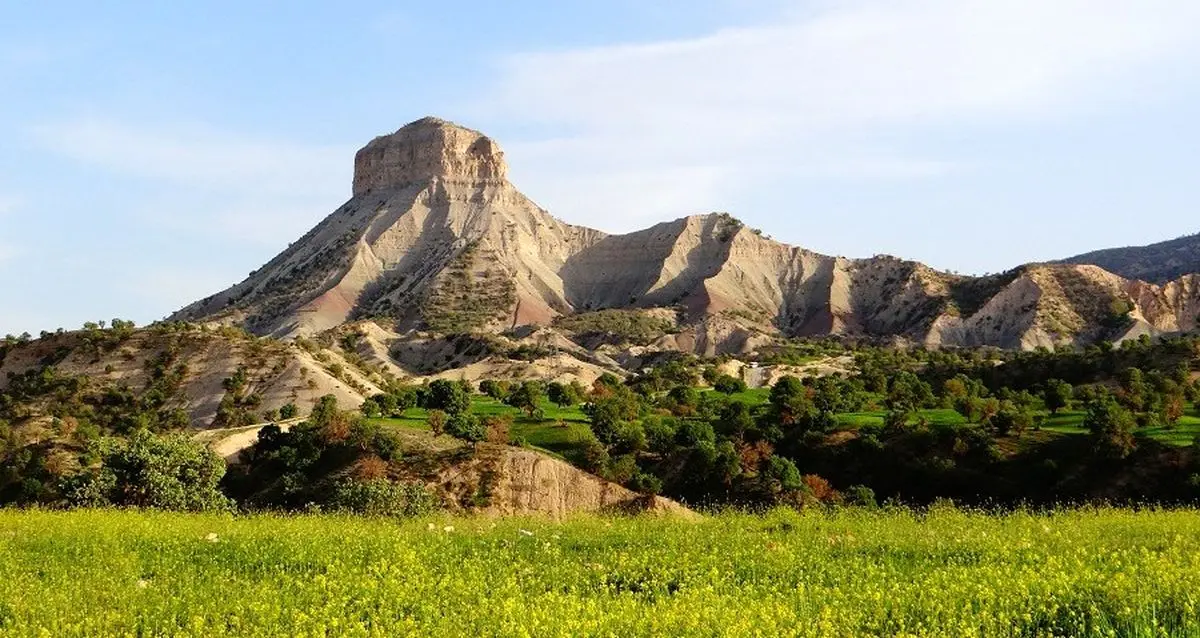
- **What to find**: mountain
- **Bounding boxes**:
[173,117,1200,352]
[1060,233,1200,284]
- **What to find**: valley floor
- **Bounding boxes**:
[3,508,1200,636]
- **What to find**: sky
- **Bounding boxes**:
[2,0,1199,335]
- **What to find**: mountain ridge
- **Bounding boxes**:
[1061,232,1200,284]
[171,116,1200,352]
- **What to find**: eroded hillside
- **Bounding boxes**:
[170,116,1200,351]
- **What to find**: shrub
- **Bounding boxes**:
[446,412,486,444]
[329,479,437,518]
[61,430,231,512]
[844,484,877,508]
[484,415,512,445]
[713,375,747,394]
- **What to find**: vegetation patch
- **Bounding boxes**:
[6,508,1200,635]
[421,242,516,334]
[554,309,676,346]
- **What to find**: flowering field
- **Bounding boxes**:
[2,508,1200,637]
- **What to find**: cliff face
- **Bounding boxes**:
[173,117,1200,351]
[352,117,507,195]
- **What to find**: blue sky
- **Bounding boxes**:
[3,0,1199,335]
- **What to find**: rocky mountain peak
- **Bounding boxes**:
[352,116,508,196]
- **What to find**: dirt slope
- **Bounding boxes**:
[0,325,378,428]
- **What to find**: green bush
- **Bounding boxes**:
[62,430,231,512]
[329,479,437,518]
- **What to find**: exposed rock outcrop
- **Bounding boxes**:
[173,116,1200,351]
[352,117,508,195]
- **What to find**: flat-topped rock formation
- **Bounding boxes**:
[173,116,1200,351]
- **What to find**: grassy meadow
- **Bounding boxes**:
[4,508,1200,636]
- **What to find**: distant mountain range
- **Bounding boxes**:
[1061,233,1200,284]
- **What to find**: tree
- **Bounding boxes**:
[427,379,471,415]
[62,430,231,511]
[427,410,447,437]
[713,375,747,395]
[665,385,700,414]
[359,395,384,419]
[446,412,486,444]
[479,379,510,401]
[505,381,546,418]
[758,455,802,497]
[547,381,582,408]
[1162,391,1185,427]
[1117,367,1148,412]
[885,371,933,418]
[1084,397,1137,459]
[767,376,818,437]
[1043,379,1073,415]
[991,403,1033,437]
[582,385,642,445]
[279,403,299,420]
[716,401,755,439]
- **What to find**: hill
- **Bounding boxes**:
[1061,232,1200,284]
[172,116,1200,352]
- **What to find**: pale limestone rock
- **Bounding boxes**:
[173,116,1200,352]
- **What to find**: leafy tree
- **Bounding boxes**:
[62,430,231,511]
[991,403,1033,437]
[1118,367,1149,412]
[1162,391,1185,427]
[642,415,679,454]
[675,420,716,448]
[547,381,582,408]
[713,375,747,395]
[426,379,471,415]
[479,379,510,401]
[665,385,700,413]
[359,395,384,419]
[1084,397,1137,459]
[505,381,546,418]
[583,385,642,444]
[279,403,299,420]
[1043,379,1073,415]
[759,455,802,495]
[716,401,755,439]
[844,484,877,508]
[885,371,933,419]
[446,412,486,444]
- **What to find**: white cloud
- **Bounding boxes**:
[479,0,1200,228]
[32,118,352,245]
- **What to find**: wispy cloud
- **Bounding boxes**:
[31,118,352,245]
[479,0,1200,228]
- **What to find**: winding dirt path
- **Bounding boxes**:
[192,418,305,463]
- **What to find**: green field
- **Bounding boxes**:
[371,392,1200,467]
[4,508,1200,636]
[369,395,594,460]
